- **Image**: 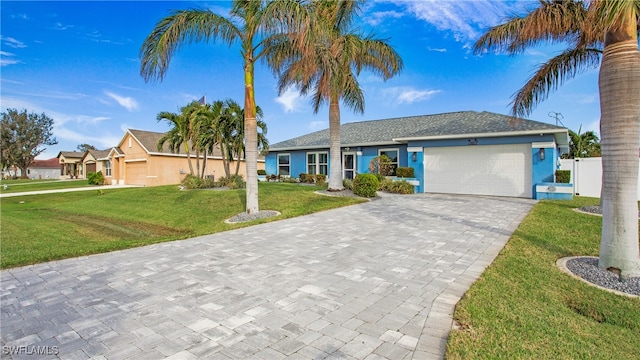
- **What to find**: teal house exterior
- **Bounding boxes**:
[266,111,570,199]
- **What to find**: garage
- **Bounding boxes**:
[125,160,147,185]
[424,144,532,198]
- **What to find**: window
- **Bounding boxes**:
[379,148,399,175]
[105,160,112,176]
[278,154,290,176]
[307,152,328,175]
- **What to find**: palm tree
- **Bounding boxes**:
[568,125,601,158]
[156,110,194,175]
[140,0,294,214]
[474,0,640,277]
[267,0,403,190]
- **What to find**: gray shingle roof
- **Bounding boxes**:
[269,111,566,150]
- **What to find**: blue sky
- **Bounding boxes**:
[1,1,601,160]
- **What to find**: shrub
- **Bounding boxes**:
[299,173,312,183]
[369,155,394,176]
[386,180,415,194]
[315,174,326,187]
[556,170,571,183]
[257,169,267,175]
[218,175,245,189]
[343,178,353,190]
[353,174,379,198]
[378,177,393,191]
[87,171,104,185]
[396,167,414,178]
[181,174,203,189]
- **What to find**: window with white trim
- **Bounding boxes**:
[105,160,112,176]
[379,148,399,175]
[307,152,328,175]
[277,154,290,176]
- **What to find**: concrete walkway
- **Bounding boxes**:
[0,185,138,198]
[1,193,534,359]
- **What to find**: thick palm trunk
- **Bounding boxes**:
[328,93,343,191]
[244,59,259,214]
[201,149,207,178]
[598,14,640,278]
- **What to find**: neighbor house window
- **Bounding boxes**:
[307,152,328,175]
[379,148,399,175]
[278,154,290,176]
[105,160,112,176]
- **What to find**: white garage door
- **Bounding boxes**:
[424,144,532,198]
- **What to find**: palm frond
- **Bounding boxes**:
[511,47,601,117]
[474,1,589,54]
[140,9,239,83]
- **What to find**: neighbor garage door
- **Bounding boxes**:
[424,144,532,198]
[125,161,147,186]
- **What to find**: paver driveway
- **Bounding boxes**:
[1,193,534,359]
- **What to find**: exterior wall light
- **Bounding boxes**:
[540,148,545,160]
[412,152,417,162]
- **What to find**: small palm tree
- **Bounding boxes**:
[157,110,194,175]
[474,0,640,277]
[140,1,294,214]
[267,0,403,190]
[568,125,601,158]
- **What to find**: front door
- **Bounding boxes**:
[343,152,356,180]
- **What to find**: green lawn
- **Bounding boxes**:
[447,197,640,359]
[0,183,365,268]
[0,179,92,193]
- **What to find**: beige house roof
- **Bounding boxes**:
[127,129,238,159]
[57,151,84,160]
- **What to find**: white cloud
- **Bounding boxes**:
[53,22,73,31]
[105,91,139,111]
[365,10,404,26]
[275,87,303,113]
[384,86,441,104]
[393,0,510,42]
[0,36,27,48]
[427,47,447,53]
[0,58,20,67]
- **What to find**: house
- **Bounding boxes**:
[27,158,60,179]
[266,111,570,199]
[107,129,265,186]
[82,149,114,183]
[57,151,85,179]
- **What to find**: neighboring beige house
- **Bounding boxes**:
[57,151,85,179]
[108,129,265,186]
[82,149,113,184]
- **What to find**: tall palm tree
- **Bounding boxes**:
[140,0,293,214]
[474,0,640,277]
[222,100,269,176]
[267,0,403,190]
[156,110,194,175]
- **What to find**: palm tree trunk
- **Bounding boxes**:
[598,13,640,278]
[244,59,259,214]
[195,148,201,178]
[234,150,242,177]
[221,143,231,178]
[201,149,207,178]
[328,93,343,191]
[183,143,194,175]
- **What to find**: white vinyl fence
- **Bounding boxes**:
[558,157,640,200]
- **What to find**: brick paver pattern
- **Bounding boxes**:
[1,193,534,359]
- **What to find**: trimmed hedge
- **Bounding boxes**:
[396,167,414,178]
[555,170,571,183]
[257,169,267,175]
[353,174,379,198]
[299,173,327,187]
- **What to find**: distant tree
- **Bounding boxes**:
[568,125,601,158]
[0,108,57,178]
[76,143,97,152]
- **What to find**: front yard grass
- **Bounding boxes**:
[447,196,640,359]
[0,182,365,268]
[0,179,92,194]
